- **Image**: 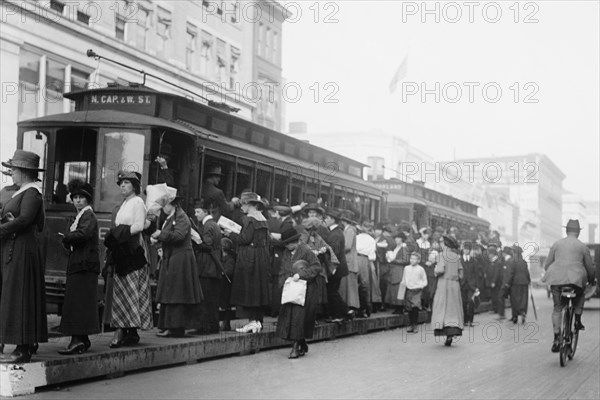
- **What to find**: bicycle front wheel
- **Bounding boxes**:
[559,308,571,367]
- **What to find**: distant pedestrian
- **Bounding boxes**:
[505,245,531,324]
[276,229,322,359]
[402,252,428,333]
[431,235,464,346]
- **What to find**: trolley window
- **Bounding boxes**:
[51,128,97,205]
[21,130,48,194]
[98,130,145,211]
[255,164,273,200]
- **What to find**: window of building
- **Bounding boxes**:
[265,27,271,60]
[186,24,197,71]
[216,39,227,84]
[45,59,66,116]
[76,10,90,25]
[272,31,278,63]
[115,13,126,40]
[18,50,40,122]
[229,46,240,88]
[133,7,150,51]
[50,0,65,14]
[156,7,171,59]
[200,31,213,77]
[257,23,264,57]
[230,1,239,23]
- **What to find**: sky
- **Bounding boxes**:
[280,0,599,201]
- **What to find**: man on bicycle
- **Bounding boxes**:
[543,219,596,353]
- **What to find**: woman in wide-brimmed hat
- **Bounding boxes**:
[0,150,47,364]
[224,192,271,333]
[276,228,322,359]
[431,234,464,346]
[57,180,100,355]
[151,188,204,337]
[103,170,153,348]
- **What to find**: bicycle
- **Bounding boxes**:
[558,287,580,367]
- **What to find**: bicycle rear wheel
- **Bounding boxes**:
[559,308,571,367]
[569,327,579,360]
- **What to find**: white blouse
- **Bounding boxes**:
[115,195,146,235]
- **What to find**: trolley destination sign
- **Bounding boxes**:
[83,90,156,114]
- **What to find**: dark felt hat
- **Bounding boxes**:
[205,165,223,176]
[67,179,94,202]
[240,192,265,207]
[564,219,582,231]
[443,234,460,250]
[2,150,45,171]
[341,210,357,224]
[324,207,342,220]
[304,202,324,214]
[116,170,142,185]
[281,228,301,245]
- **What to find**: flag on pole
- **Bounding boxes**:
[389,54,408,94]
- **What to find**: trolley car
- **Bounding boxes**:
[15,83,383,311]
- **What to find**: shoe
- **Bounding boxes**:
[299,341,308,354]
[344,310,355,321]
[520,316,526,325]
[109,330,125,348]
[288,342,299,359]
[406,325,416,334]
[511,317,518,324]
[156,329,185,338]
[355,311,368,319]
[574,317,585,331]
[551,333,560,353]
[58,342,86,355]
[0,346,33,364]
[82,337,91,351]
[123,329,141,345]
[236,321,262,333]
[444,337,453,347]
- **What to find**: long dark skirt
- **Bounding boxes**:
[0,233,48,344]
[315,274,328,316]
[510,284,529,317]
[158,303,203,330]
[197,277,221,333]
[276,281,319,341]
[434,326,463,337]
[60,271,100,335]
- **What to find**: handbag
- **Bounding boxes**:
[281,277,307,306]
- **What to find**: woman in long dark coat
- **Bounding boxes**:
[152,193,203,337]
[58,180,100,354]
[225,192,270,333]
[505,245,531,324]
[0,150,47,364]
[276,229,322,358]
[431,235,464,346]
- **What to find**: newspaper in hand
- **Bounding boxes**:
[217,216,242,234]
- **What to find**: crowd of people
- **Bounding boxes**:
[2,150,592,364]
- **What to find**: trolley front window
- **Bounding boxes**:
[21,130,48,193]
[51,128,97,205]
[99,130,145,211]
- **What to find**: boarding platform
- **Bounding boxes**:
[0,301,496,397]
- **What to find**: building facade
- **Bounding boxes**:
[1,0,287,186]
[449,154,566,250]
